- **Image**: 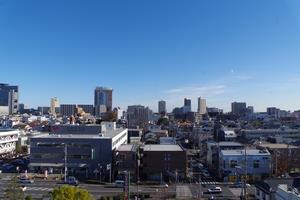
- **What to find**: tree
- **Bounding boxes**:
[51,185,94,200]
[5,176,25,200]
[25,195,33,200]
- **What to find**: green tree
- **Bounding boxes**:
[25,195,33,200]
[5,176,25,200]
[51,185,94,200]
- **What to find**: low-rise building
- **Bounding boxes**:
[276,184,300,200]
[219,149,271,182]
[256,143,300,175]
[29,122,127,180]
[116,144,138,181]
[0,129,19,156]
[140,144,186,182]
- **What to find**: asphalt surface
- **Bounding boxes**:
[0,174,176,199]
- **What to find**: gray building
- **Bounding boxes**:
[219,149,271,182]
[94,87,113,116]
[0,83,19,115]
[127,105,152,128]
[197,97,207,115]
[29,122,128,180]
[231,102,247,116]
[78,104,94,115]
[38,106,50,115]
[183,98,191,113]
[60,104,76,116]
[158,100,166,114]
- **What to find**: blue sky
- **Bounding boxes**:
[1,0,300,112]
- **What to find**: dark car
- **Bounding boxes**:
[65,176,79,186]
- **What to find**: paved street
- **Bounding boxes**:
[0,174,176,199]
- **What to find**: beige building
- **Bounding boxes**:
[50,97,59,115]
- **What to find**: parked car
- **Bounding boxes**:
[65,176,79,186]
[207,187,222,194]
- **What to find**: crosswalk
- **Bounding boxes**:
[196,181,219,185]
[26,187,53,192]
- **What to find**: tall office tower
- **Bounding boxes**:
[0,83,19,115]
[50,97,59,115]
[158,100,167,114]
[127,105,152,128]
[94,87,113,116]
[231,102,247,116]
[183,98,192,113]
[197,97,207,114]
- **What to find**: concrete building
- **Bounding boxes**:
[38,106,50,115]
[29,122,128,180]
[255,178,294,200]
[183,98,192,113]
[231,102,247,117]
[116,144,138,181]
[50,97,59,116]
[219,149,271,182]
[113,107,125,120]
[197,97,207,115]
[77,104,94,115]
[127,105,152,128]
[141,144,187,181]
[0,83,19,115]
[94,87,113,116]
[158,100,167,114]
[0,129,19,156]
[60,104,76,117]
[276,184,300,200]
[206,141,244,170]
[256,143,300,175]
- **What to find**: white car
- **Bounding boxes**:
[208,187,222,194]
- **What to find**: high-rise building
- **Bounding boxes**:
[158,100,166,114]
[50,97,59,115]
[197,97,207,114]
[0,83,19,115]
[231,102,247,116]
[127,105,152,128]
[94,87,113,116]
[183,98,191,113]
[60,104,76,116]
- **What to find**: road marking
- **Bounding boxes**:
[26,187,53,192]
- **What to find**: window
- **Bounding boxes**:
[230,160,238,168]
[253,160,260,168]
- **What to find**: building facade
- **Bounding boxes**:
[0,129,19,156]
[158,100,167,114]
[94,87,113,116]
[50,97,59,116]
[219,149,271,182]
[60,104,76,117]
[127,105,152,128]
[29,123,128,180]
[231,102,247,117]
[197,97,207,115]
[0,83,19,115]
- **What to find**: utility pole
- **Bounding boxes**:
[64,143,67,182]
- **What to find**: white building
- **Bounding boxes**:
[0,129,19,156]
[197,97,207,114]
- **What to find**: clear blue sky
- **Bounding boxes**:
[1,0,300,112]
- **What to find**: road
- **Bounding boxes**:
[0,174,176,199]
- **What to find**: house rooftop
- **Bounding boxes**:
[143,144,183,152]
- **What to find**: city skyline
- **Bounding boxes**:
[1,0,300,112]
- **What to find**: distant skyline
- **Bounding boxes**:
[1,0,300,112]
